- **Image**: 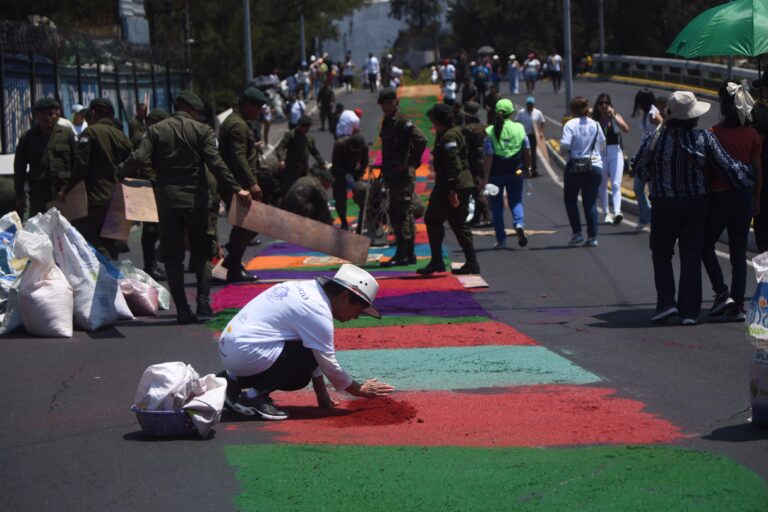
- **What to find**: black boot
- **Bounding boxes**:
[416,260,447,275]
[380,240,409,267]
[452,252,480,275]
[406,239,417,265]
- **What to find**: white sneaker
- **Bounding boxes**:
[652,307,678,323]
[604,213,614,224]
[568,233,585,246]
[613,212,623,225]
[681,318,698,326]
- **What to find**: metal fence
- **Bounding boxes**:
[593,53,759,91]
[1,19,190,154]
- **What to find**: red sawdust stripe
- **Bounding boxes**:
[226,386,686,446]
[335,322,537,350]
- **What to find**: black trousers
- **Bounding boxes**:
[424,187,477,265]
[226,340,318,398]
[332,176,350,228]
[141,221,160,270]
[159,206,212,312]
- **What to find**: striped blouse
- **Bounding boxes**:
[634,127,755,200]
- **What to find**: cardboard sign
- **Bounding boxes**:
[100,179,158,240]
[47,181,88,221]
[228,197,371,265]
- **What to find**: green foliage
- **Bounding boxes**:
[446,0,725,58]
[389,0,443,31]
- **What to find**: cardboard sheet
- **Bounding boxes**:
[228,197,370,265]
[47,181,88,221]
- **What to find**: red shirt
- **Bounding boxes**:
[709,124,762,191]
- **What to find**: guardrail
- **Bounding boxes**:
[593,54,759,91]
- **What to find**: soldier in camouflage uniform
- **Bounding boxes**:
[128,103,148,148]
[119,91,251,324]
[377,87,427,267]
[60,98,133,258]
[418,103,480,276]
[14,97,75,219]
[331,134,368,230]
[462,101,491,227]
[275,115,326,195]
[280,165,334,225]
[318,80,336,131]
[218,87,267,282]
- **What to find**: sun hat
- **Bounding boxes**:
[666,91,710,120]
[72,103,86,114]
[495,98,515,116]
[317,264,380,318]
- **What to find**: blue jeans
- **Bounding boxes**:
[702,188,753,305]
[649,195,708,318]
[563,167,602,238]
[634,175,651,224]
[489,173,524,243]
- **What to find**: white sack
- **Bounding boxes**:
[133,362,202,411]
[14,231,74,337]
[182,373,227,437]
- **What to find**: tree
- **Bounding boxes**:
[389,0,443,32]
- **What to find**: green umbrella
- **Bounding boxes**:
[667,0,768,58]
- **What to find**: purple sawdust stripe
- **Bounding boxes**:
[375,290,487,317]
[254,269,418,280]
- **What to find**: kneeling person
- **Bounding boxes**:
[218,264,395,420]
[280,165,335,225]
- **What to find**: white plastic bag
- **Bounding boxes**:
[134,362,202,411]
[119,260,170,310]
[746,252,768,426]
[28,209,126,330]
[14,231,74,337]
[133,362,226,437]
[119,278,159,317]
[0,211,25,331]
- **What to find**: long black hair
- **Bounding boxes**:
[591,93,612,122]
[632,88,656,117]
[493,112,511,140]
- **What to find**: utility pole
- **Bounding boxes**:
[299,8,306,67]
[244,0,253,82]
[185,0,193,89]
[563,0,573,115]
[598,0,605,71]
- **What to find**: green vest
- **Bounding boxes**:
[485,120,527,158]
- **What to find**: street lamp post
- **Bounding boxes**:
[299,10,307,67]
[244,0,253,83]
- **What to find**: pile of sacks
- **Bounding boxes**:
[0,208,170,338]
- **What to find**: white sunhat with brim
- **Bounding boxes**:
[317,264,381,319]
[667,91,711,120]
[72,103,86,113]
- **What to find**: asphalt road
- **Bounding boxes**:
[0,81,766,511]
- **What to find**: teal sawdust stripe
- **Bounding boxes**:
[225,445,768,512]
[207,310,488,331]
[336,345,600,390]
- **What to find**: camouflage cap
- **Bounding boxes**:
[310,165,335,183]
[176,90,204,111]
[242,86,268,105]
[147,108,169,124]
[377,87,397,103]
[347,134,367,149]
[427,103,453,124]
[298,114,313,126]
[32,97,59,111]
[88,98,115,114]
[463,101,481,115]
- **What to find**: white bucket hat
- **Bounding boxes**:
[667,91,710,120]
[317,264,380,318]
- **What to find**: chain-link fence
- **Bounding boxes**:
[1,19,190,153]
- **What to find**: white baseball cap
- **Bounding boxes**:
[317,264,380,318]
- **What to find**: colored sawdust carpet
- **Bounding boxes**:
[224,387,682,446]
[225,445,768,511]
[335,321,537,350]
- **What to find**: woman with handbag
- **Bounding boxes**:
[559,96,606,247]
[592,93,630,225]
[633,91,755,326]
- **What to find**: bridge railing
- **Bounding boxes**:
[593,54,759,91]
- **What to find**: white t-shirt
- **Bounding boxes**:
[548,54,563,72]
[515,108,545,135]
[335,110,360,138]
[440,63,456,81]
[640,104,660,134]
[366,56,380,74]
[342,60,355,77]
[523,59,541,74]
[560,117,606,165]
[57,117,77,136]
[219,280,353,390]
[290,100,306,125]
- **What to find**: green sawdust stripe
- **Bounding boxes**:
[207,310,488,331]
[225,445,768,512]
[398,96,437,147]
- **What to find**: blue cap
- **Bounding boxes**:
[526,96,536,104]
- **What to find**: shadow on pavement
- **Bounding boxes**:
[703,423,768,442]
[587,308,665,329]
[122,429,216,441]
